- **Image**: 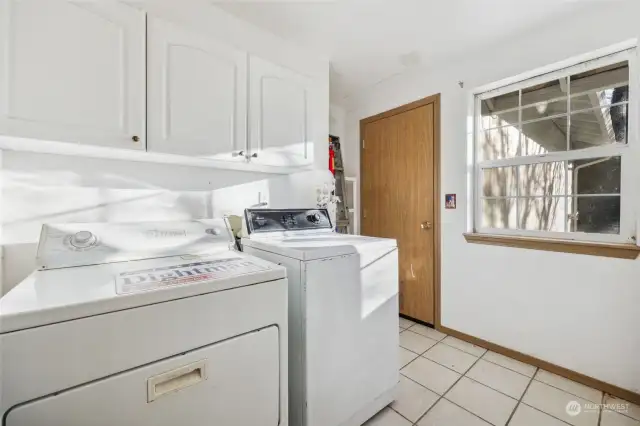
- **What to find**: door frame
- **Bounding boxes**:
[359,93,441,327]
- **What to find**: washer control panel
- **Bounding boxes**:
[36,220,232,270]
[245,208,332,234]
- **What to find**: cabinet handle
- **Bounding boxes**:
[132,135,140,142]
[251,153,258,158]
[233,150,245,157]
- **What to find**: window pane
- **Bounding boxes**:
[570,61,628,111]
[518,161,566,196]
[482,199,516,229]
[569,105,628,149]
[521,117,567,155]
[521,77,568,122]
[483,167,516,197]
[521,99,567,122]
[480,90,519,129]
[567,157,620,195]
[518,197,565,231]
[567,196,620,234]
[478,125,519,161]
[480,109,518,130]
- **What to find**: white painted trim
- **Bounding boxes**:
[466,94,477,232]
[0,136,310,175]
[0,149,3,294]
[477,144,628,168]
[473,39,638,96]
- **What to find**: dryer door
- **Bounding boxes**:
[6,326,280,426]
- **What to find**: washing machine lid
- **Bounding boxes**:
[0,221,285,333]
[243,233,397,261]
[243,208,396,261]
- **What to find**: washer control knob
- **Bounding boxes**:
[307,213,321,223]
[71,231,97,248]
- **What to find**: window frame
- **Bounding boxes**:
[469,42,639,244]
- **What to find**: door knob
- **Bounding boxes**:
[131,135,140,142]
[420,221,432,230]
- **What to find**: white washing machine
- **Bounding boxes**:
[0,220,288,426]
[241,208,399,426]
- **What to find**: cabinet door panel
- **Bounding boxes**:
[0,0,145,149]
[249,56,315,167]
[147,17,247,160]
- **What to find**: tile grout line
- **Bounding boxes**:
[478,354,535,379]
[461,375,523,402]
[405,350,478,377]
[597,391,604,426]
[441,397,503,426]
[403,339,604,406]
[517,401,574,426]
[441,337,607,406]
[530,377,603,405]
[405,327,448,343]
[439,337,487,357]
[410,352,488,426]
[388,405,416,425]
[422,345,483,373]
[400,327,613,425]
[505,366,538,425]
[600,394,640,423]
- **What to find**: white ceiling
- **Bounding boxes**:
[214,0,593,102]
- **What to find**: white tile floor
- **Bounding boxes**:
[366,318,640,426]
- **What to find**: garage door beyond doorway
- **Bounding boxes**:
[360,94,441,325]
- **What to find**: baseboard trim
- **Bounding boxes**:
[438,325,640,406]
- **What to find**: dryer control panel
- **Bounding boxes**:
[36,220,233,270]
[245,208,332,234]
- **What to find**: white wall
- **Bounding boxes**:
[0,151,333,293]
[344,1,640,393]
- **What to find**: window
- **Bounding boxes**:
[472,47,637,244]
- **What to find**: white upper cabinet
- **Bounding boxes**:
[0,0,145,149]
[249,56,317,167]
[147,16,248,160]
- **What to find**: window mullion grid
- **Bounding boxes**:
[516,89,522,229]
[475,47,634,242]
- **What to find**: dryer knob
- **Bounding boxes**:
[71,231,97,248]
[307,213,321,223]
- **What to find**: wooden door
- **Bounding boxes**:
[361,101,437,324]
[0,0,145,149]
[147,16,247,160]
[248,55,315,167]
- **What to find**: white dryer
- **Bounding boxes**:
[241,208,399,426]
[0,220,288,426]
